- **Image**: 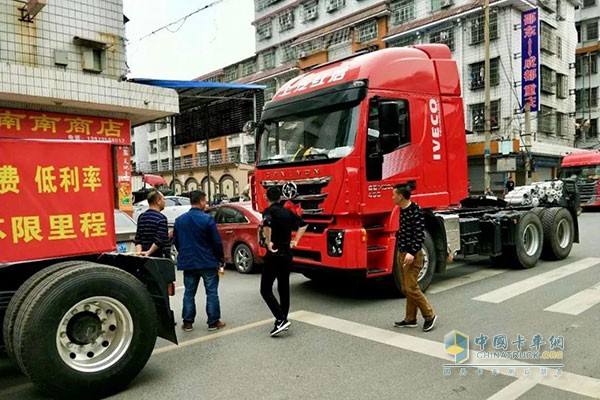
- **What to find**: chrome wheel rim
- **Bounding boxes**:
[523,224,541,256]
[556,219,572,249]
[56,296,133,372]
[418,250,430,282]
[235,247,251,272]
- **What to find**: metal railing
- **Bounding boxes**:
[134,150,255,173]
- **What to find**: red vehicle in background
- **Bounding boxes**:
[559,150,600,209]
[209,202,263,274]
[249,45,579,295]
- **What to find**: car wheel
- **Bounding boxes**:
[233,243,254,274]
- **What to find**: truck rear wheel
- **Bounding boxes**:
[388,231,436,297]
[2,260,87,361]
[541,207,574,261]
[514,212,544,269]
[11,262,157,399]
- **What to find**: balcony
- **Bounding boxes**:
[133,150,254,174]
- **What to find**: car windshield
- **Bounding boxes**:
[558,165,600,180]
[257,104,359,166]
[114,211,137,230]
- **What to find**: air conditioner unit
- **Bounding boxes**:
[440,0,453,8]
[326,4,338,12]
[299,51,308,58]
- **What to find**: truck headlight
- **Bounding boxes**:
[327,230,344,257]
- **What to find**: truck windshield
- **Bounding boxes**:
[558,165,600,180]
[257,104,359,166]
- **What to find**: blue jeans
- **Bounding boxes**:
[182,269,221,325]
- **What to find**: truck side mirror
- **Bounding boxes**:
[379,102,400,154]
[243,120,257,133]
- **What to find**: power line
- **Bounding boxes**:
[127,0,224,46]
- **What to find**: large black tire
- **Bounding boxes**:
[514,212,544,269]
[233,243,255,274]
[541,207,574,261]
[388,230,436,297]
[2,260,87,361]
[11,262,158,399]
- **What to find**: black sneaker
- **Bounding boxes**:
[182,321,193,332]
[393,320,418,328]
[270,319,291,336]
[423,315,438,332]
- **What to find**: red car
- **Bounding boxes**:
[208,202,264,274]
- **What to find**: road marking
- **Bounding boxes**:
[153,317,273,355]
[428,269,509,294]
[291,310,600,399]
[544,282,600,315]
[486,379,540,400]
[472,258,600,304]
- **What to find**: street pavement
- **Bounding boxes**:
[1,212,599,399]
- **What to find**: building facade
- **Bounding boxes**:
[575,0,600,148]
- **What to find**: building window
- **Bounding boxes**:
[160,159,170,170]
[148,123,156,132]
[228,147,240,163]
[224,66,238,82]
[469,58,500,90]
[262,50,276,70]
[388,34,418,48]
[278,9,295,32]
[576,87,599,109]
[160,137,168,152]
[556,36,562,59]
[242,60,257,76]
[556,112,567,136]
[576,24,582,43]
[576,53,598,76]
[302,1,318,22]
[257,20,272,41]
[326,0,345,13]
[264,80,277,100]
[131,143,135,156]
[82,48,106,73]
[470,100,500,131]
[210,149,222,164]
[429,26,454,51]
[540,22,556,54]
[280,41,297,62]
[245,144,256,163]
[556,74,568,99]
[470,13,498,45]
[586,21,598,42]
[149,140,157,154]
[431,0,453,12]
[583,0,597,8]
[538,105,556,134]
[257,0,283,11]
[356,20,378,43]
[328,28,351,46]
[541,66,556,94]
[150,161,158,171]
[390,0,415,26]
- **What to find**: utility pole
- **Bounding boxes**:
[483,0,492,192]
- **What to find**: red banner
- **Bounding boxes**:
[0,139,116,263]
[0,108,130,145]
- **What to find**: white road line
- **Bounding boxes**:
[291,310,600,400]
[486,379,540,400]
[428,269,509,294]
[472,258,600,304]
[544,282,600,315]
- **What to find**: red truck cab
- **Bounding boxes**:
[559,150,600,208]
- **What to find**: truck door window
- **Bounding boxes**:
[368,98,410,150]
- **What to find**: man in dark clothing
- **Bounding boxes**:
[261,186,308,337]
[135,190,169,258]
[173,190,226,332]
[392,184,438,332]
[506,176,515,194]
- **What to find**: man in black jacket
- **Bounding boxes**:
[261,186,307,337]
[392,184,438,332]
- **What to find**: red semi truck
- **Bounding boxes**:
[0,109,177,398]
[559,150,600,209]
[250,45,579,293]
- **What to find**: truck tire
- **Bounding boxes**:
[233,243,255,273]
[2,260,87,361]
[11,262,157,399]
[541,207,574,261]
[389,231,436,297]
[514,212,544,269]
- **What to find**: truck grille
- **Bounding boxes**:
[261,177,332,215]
[577,180,598,204]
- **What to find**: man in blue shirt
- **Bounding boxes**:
[135,190,169,258]
[173,190,225,332]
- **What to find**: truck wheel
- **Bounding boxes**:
[11,263,157,399]
[541,207,574,260]
[2,260,87,361]
[514,212,543,269]
[233,243,254,273]
[389,231,436,297]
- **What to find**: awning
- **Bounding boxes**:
[143,174,167,187]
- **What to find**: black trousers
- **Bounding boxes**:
[260,251,292,321]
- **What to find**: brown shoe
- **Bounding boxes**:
[182,321,193,332]
[208,320,226,331]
